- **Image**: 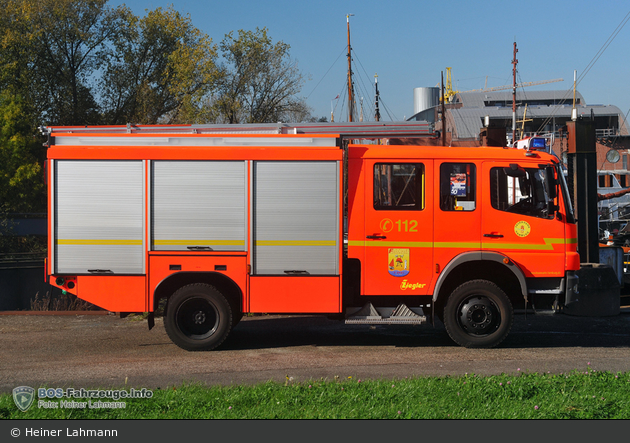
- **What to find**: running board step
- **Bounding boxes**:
[345,303,427,325]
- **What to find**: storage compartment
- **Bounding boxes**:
[151,161,247,251]
[252,161,340,275]
[53,160,145,274]
[249,276,341,313]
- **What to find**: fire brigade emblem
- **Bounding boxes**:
[514,221,531,237]
[388,248,409,277]
[13,386,35,412]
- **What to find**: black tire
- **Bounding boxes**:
[443,279,513,348]
[164,283,232,351]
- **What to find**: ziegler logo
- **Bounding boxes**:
[400,280,426,290]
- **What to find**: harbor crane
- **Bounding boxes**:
[442,68,563,103]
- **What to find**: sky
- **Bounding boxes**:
[109,0,630,124]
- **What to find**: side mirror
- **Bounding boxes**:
[545,166,557,199]
[545,166,558,217]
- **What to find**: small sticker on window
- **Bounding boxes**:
[450,173,467,196]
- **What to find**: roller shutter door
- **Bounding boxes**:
[54,160,144,274]
[253,161,339,275]
[151,161,247,251]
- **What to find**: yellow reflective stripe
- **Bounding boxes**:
[256,240,336,246]
[57,239,142,245]
[486,238,568,250]
[348,241,478,248]
[154,240,245,246]
[348,238,571,250]
[348,240,433,248]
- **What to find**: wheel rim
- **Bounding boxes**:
[456,295,501,336]
[175,297,219,340]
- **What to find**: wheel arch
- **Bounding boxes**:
[153,272,243,316]
[433,252,527,312]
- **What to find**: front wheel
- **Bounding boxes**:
[443,280,513,348]
[164,283,232,351]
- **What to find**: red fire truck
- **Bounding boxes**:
[43,123,579,350]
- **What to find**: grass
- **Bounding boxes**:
[29,290,99,312]
[2,370,629,419]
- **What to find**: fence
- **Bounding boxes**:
[0,257,62,310]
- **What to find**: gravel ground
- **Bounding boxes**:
[1,309,629,393]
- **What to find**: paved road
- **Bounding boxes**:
[1,310,630,393]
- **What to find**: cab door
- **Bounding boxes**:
[433,161,482,275]
[362,159,434,296]
[481,161,566,278]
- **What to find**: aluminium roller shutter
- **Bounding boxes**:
[253,161,339,275]
[54,160,145,274]
[151,161,247,251]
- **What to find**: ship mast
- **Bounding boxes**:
[374,74,381,122]
[511,41,518,144]
[347,14,355,122]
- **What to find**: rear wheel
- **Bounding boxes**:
[164,283,232,351]
[443,279,513,348]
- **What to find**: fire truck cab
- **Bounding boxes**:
[43,123,579,350]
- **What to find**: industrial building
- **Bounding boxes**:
[409,86,630,168]
[408,85,630,235]
[410,87,627,143]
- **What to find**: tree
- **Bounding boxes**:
[0,1,222,217]
[1,1,217,126]
[100,6,219,125]
[214,27,312,124]
[0,92,45,213]
[18,0,131,125]
[0,92,47,255]
[0,0,33,101]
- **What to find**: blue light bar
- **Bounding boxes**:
[530,138,546,149]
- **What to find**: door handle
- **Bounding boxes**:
[366,235,387,239]
[483,233,504,238]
